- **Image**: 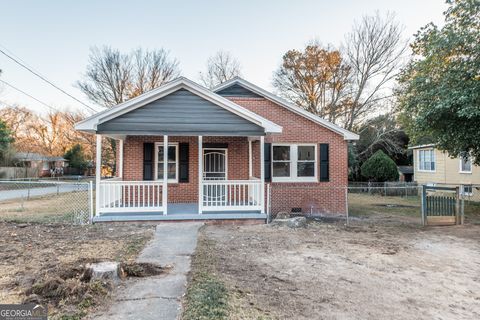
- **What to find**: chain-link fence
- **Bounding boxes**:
[0,180,93,224]
[347,185,422,227]
[267,182,480,227]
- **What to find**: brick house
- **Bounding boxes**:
[75,77,358,222]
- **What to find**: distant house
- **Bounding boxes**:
[13,152,67,177]
[410,144,479,199]
[397,165,413,182]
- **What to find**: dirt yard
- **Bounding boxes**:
[0,221,155,319]
[191,221,480,319]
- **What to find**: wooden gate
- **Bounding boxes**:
[422,186,463,226]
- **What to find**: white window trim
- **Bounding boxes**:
[461,185,473,196]
[417,149,436,172]
[459,154,472,174]
[154,142,179,183]
[271,143,317,183]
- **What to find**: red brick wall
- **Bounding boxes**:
[228,97,348,215]
[120,97,349,214]
[122,136,250,203]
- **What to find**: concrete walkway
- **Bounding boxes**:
[94,223,203,320]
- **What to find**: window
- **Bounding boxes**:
[459,152,472,173]
[155,143,178,182]
[418,149,435,171]
[272,144,317,181]
[272,146,290,177]
[461,185,473,196]
[297,146,315,177]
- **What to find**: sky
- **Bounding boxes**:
[0,0,447,115]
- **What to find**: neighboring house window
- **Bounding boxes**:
[459,152,472,173]
[272,144,317,182]
[155,143,178,182]
[461,185,473,196]
[418,149,435,171]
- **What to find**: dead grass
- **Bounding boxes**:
[0,192,90,223]
[183,229,275,320]
[0,221,155,319]
[348,193,480,225]
[182,230,229,320]
[349,194,421,217]
[119,262,166,278]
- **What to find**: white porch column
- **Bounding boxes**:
[118,139,123,179]
[248,139,253,178]
[198,136,203,214]
[260,135,265,214]
[95,134,102,217]
[163,135,168,215]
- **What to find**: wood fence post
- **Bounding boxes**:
[455,186,460,225]
[421,185,426,226]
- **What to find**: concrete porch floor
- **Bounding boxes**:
[93,203,266,222]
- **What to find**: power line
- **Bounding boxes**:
[0,44,99,113]
[0,79,60,113]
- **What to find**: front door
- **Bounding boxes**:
[203,149,227,206]
[203,149,227,180]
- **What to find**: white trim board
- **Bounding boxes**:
[213,77,359,141]
[75,77,282,135]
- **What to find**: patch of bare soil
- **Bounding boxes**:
[0,222,155,318]
[202,221,480,319]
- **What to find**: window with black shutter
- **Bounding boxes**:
[264,143,272,182]
[179,143,189,183]
[143,143,154,180]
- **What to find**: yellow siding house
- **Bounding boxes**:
[411,144,480,200]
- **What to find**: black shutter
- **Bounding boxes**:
[179,143,189,183]
[264,143,272,182]
[143,143,154,181]
[320,143,329,182]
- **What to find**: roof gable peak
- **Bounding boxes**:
[213,78,359,140]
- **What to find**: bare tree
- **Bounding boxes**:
[77,46,180,174]
[272,42,351,124]
[199,51,242,88]
[0,107,96,159]
[343,12,407,130]
[77,47,131,107]
[77,46,180,108]
[130,48,181,97]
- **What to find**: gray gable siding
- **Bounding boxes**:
[96,89,265,136]
[216,83,263,98]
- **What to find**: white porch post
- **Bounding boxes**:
[248,139,253,178]
[260,136,265,214]
[163,135,168,215]
[198,136,203,214]
[118,139,123,179]
[95,134,102,217]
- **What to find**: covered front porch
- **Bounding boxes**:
[75,78,282,222]
[93,134,269,221]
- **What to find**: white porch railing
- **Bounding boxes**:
[202,180,263,211]
[98,180,164,213]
